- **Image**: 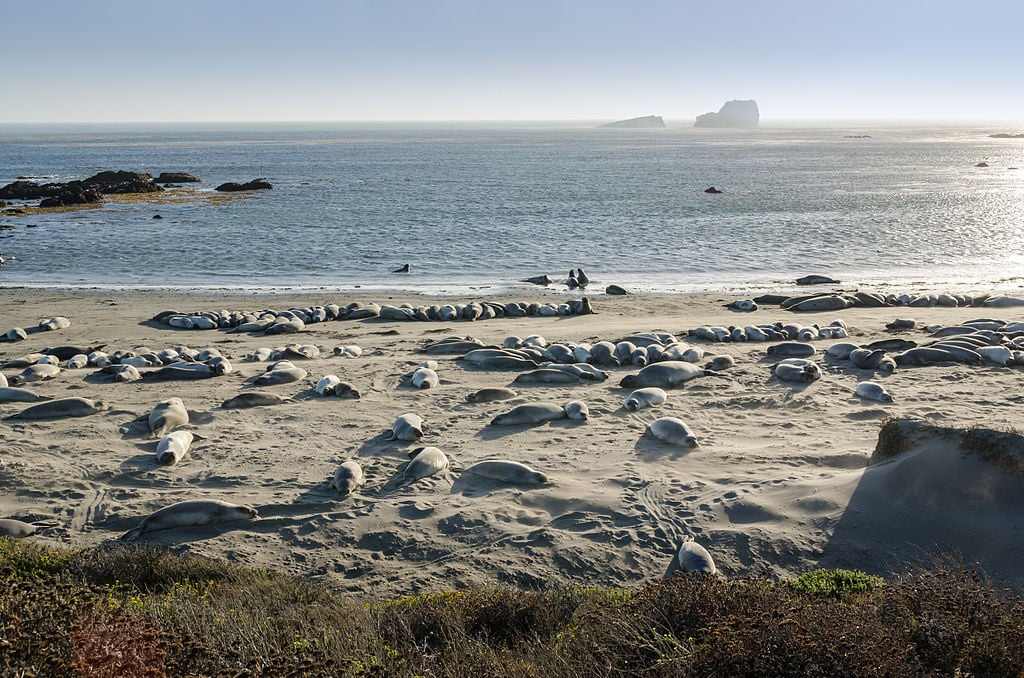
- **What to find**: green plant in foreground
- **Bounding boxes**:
[787,568,884,598]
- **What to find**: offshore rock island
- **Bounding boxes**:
[599,115,666,129]
[694,99,760,128]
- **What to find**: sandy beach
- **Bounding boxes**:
[2,286,1023,596]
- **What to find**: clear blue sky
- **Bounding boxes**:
[2,0,1022,123]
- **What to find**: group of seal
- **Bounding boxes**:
[690,319,848,344]
[751,290,1024,313]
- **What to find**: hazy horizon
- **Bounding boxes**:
[1,0,1022,125]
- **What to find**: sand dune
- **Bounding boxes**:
[2,287,1023,596]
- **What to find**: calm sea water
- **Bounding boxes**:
[1,122,1022,295]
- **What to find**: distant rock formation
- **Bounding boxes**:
[989,133,1024,139]
[599,115,666,129]
[694,100,759,128]
[0,171,161,208]
[155,172,201,183]
[215,178,273,192]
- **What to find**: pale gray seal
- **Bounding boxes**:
[618,361,709,389]
[563,400,589,421]
[0,518,43,538]
[703,355,735,371]
[222,391,295,408]
[329,460,365,494]
[38,316,71,331]
[855,381,893,403]
[410,367,439,389]
[490,403,566,426]
[464,460,549,485]
[5,397,109,420]
[120,500,258,541]
[623,387,667,411]
[401,446,449,483]
[648,417,699,447]
[253,366,307,386]
[149,397,189,438]
[386,413,424,441]
[466,387,517,403]
[0,387,52,403]
[664,539,718,577]
[772,360,822,383]
[156,431,196,465]
[9,363,61,384]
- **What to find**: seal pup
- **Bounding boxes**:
[148,398,190,438]
[314,374,353,396]
[120,500,258,541]
[386,413,424,441]
[618,361,711,389]
[855,381,893,403]
[5,397,109,420]
[465,460,549,485]
[664,539,718,577]
[0,386,53,403]
[400,446,449,483]
[252,366,307,386]
[410,366,439,389]
[522,274,553,286]
[0,373,6,388]
[9,363,61,385]
[648,417,699,447]
[490,402,567,426]
[513,369,585,384]
[329,460,365,495]
[0,518,54,538]
[221,391,295,408]
[703,355,735,371]
[766,342,816,358]
[772,361,822,383]
[563,400,590,420]
[4,327,28,342]
[156,431,198,465]
[624,387,667,411]
[466,387,517,403]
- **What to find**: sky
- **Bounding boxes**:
[2,0,1022,124]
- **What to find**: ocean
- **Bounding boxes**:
[1,122,1022,296]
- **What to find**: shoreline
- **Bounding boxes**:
[2,287,1024,597]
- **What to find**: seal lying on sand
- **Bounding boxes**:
[664,539,718,577]
[464,460,549,485]
[120,500,258,541]
[386,413,424,441]
[329,461,365,495]
[648,417,699,447]
[5,397,109,420]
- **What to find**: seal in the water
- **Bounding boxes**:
[795,274,840,285]
[6,397,109,420]
[329,460,365,494]
[466,387,517,403]
[222,391,295,408]
[648,417,699,447]
[120,500,258,541]
[156,431,196,465]
[855,381,893,403]
[624,387,667,411]
[392,263,411,273]
[401,446,449,483]
[386,413,424,441]
[149,398,189,438]
[464,460,549,485]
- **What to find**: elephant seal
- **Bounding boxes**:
[855,381,893,403]
[773,361,822,383]
[6,397,109,420]
[9,363,61,384]
[0,518,48,538]
[466,387,517,403]
[120,500,258,541]
[143,363,217,381]
[563,400,589,421]
[149,398,190,438]
[0,387,52,403]
[38,316,71,331]
[5,327,27,342]
[490,403,567,426]
[522,274,553,286]
[849,348,887,369]
[795,275,840,286]
[0,373,6,387]
[392,263,411,273]
[329,460,365,494]
[513,369,584,384]
[386,413,424,441]
[703,355,735,371]
[401,446,449,483]
[664,539,718,577]
[619,361,708,389]
[464,460,549,485]
[648,417,699,447]
[766,342,816,358]
[253,366,307,386]
[410,367,439,389]
[156,431,196,465]
[222,391,295,408]
[624,387,667,411]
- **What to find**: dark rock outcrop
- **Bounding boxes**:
[599,115,666,129]
[155,172,201,183]
[215,178,272,192]
[694,100,759,128]
[0,171,162,207]
[39,188,101,208]
[78,170,162,195]
[0,180,63,200]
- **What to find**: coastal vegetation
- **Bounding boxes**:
[2,539,1021,676]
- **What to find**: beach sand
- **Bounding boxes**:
[2,287,1023,596]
